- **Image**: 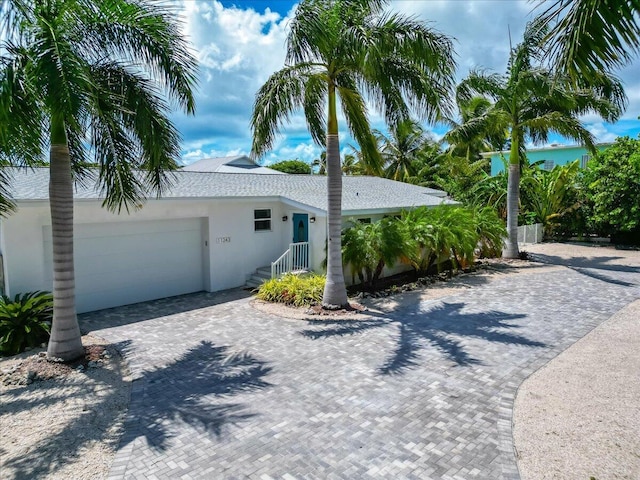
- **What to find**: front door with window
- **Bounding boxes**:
[292,213,309,269]
[292,213,308,243]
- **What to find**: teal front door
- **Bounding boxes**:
[292,213,308,243]
[292,213,309,269]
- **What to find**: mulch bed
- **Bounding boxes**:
[304,302,367,316]
[1,344,109,387]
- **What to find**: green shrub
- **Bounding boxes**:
[342,217,406,288]
[582,136,640,237]
[268,159,312,174]
[0,291,53,356]
[473,206,507,258]
[256,274,325,306]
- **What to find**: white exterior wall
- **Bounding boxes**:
[0,198,302,311]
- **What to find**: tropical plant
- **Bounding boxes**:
[342,217,406,289]
[376,119,435,182]
[311,151,327,174]
[341,153,363,176]
[581,136,640,237]
[536,0,640,80]
[269,159,312,174]
[457,19,625,258]
[442,95,506,162]
[0,291,53,356]
[407,140,444,188]
[472,206,508,258]
[470,171,509,218]
[256,273,325,307]
[524,160,581,236]
[0,0,197,361]
[433,206,478,269]
[397,207,436,274]
[250,0,455,307]
[434,154,490,204]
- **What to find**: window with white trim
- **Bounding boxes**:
[254,209,271,231]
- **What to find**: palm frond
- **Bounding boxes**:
[250,64,316,159]
[336,76,382,176]
[81,0,198,113]
[536,0,640,78]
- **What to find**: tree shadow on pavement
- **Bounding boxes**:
[530,253,640,287]
[121,340,272,450]
[302,302,545,375]
[1,340,272,478]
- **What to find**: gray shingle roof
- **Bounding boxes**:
[5,167,453,213]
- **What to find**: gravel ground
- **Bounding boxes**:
[0,335,131,480]
[0,242,637,479]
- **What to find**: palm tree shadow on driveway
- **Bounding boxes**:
[1,340,272,479]
[530,253,640,287]
[302,302,546,374]
[122,340,273,450]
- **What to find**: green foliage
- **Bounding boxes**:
[342,217,406,288]
[269,159,312,174]
[0,291,53,356]
[472,206,508,258]
[0,0,198,212]
[524,160,581,236]
[256,274,325,307]
[582,136,640,235]
[435,154,490,204]
[341,205,507,288]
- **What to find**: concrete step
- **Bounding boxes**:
[245,278,263,290]
[254,267,272,280]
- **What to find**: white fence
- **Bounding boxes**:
[517,223,544,244]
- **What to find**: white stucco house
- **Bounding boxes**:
[0,167,451,313]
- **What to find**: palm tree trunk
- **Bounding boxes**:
[322,82,348,308]
[47,119,84,361]
[503,135,520,258]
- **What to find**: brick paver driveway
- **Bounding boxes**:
[82,251,640,479]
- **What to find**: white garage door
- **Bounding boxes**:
[44,218,205,313]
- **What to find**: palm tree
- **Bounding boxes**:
[457,19,626,258]
[341,153,361,176]
[442,95,506,162]
[0,0,197,361]
[535,0,640,80]
[311,151,327,174]
[375,119,433,183]
[250,0,455,307]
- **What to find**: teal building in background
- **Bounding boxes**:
[483,143,613,176]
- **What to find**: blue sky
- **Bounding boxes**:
[174,0,640,166]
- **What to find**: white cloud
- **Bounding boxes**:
[586,122,619,143]
[181,147,248,165]
[171,0,640,162]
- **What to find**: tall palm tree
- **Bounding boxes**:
[250,0,455,307]
[535,0,640,80]
[442,95,506,161]
[375,119,433,183]
[458,19,626,258]
[0,0,197,361]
